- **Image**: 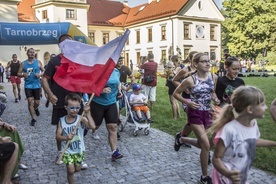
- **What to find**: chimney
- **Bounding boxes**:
[123,0,128,6]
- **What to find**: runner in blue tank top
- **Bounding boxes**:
[17,48,44,126]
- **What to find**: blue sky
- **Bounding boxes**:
[115,0,223,8]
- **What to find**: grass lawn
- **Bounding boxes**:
[148,75,276,174]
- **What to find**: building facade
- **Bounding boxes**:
[0,0,224,70]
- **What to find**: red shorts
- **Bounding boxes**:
[10,76,21,84]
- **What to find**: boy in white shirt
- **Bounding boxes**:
[129,84,153,123]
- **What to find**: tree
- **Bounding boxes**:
[221,0,276,60]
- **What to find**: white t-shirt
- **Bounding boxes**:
[212,119,260,184]
[130,93,146,105]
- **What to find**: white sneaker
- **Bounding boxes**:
[19,163,28,170]
[12,173,20,179]
[55,152,64,165]
[81,162,88,170]
[92,132,100,140]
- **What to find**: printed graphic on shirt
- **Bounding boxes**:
[219,137,256,183]
[27,68,33,75]
[223,85,236,104]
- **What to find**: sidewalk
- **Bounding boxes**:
[1,82,276,184]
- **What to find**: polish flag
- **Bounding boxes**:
[53,29,130,96]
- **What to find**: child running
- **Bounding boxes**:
[129,83,153,123]
[211,86,276,184]
[173,52,220,184]
[56,93,95,184]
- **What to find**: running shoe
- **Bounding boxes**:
[111,149,123,161]
[92,132,100,140]
[174,132,182,151]
[35,108,40,116]
[81,162,88,170]
[199,175,212,184]
[30,119,36,126]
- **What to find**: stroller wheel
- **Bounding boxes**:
[133,130,138,136]
[144,128,149,135]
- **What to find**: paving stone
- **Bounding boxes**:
[1,82,275,183]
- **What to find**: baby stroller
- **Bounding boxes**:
[119,86,150,136]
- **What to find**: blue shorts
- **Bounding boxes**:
[187,107,212,129]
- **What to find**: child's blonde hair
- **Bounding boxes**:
[210,86,265,134]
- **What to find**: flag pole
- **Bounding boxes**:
[56,92,95,164]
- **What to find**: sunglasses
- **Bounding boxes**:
[66,106,81,111]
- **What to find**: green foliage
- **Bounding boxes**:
[151,76,276,174]
[221,0,276,59]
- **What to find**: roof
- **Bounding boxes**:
[87,0,129,26]
[16,0,189,25]
[17,0,39,22]
[125,0,188,26]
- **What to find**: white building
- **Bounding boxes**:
[0,0,224,69]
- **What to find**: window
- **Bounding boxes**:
[137,52,141,66]
[184,23,191,40]
[184,48,190,59]
[136,30,140,44]
[210,48,216,60]
[88,32,95,43]
[117,33,123,37]
[66,9,76,19]
[196,25,205,39]
[198,1,203,10]
[42,10,48,19]
[161,26,166,40]
[161,50,166,62]
[148,28,152,42]
[103,33,109,45]
[125,53,129,67]
[210,25,217,41]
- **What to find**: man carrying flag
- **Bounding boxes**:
[42,30,130,161]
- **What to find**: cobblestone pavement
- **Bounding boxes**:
[1,82,276,184]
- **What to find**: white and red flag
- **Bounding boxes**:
[53,29,130,96]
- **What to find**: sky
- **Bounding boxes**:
[114,0,223,8]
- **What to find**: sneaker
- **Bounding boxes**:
[35,108,40,116]
[12,173,20,180]
[30,119,36,126]
[92,132,100,140]
[15,98,18,103]
[147,118,154,123]
[81,162,88,170]
[208,152,211,165]
[183,143,192,148]
[55,152,63,165]
[174,132,182,151]
[199,175,212,184]
[45,100,49,108]
[18,163,28,170]
[111,149,123,161]
[138,118,144,123]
